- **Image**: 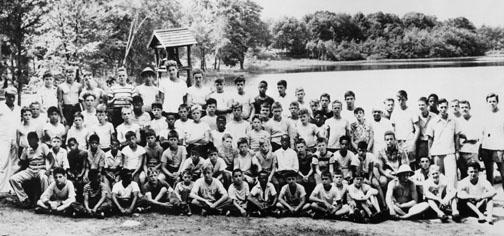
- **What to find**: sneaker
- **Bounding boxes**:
[452,213,461,223]
[440,214,449,223]
[225,210,231,217]
[20,199,32,209]
[186,211,192,216]
[97,211,105,219]
[478,217,486,223]
[136,207,145,213]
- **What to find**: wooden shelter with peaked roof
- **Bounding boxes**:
[147,28,197,86]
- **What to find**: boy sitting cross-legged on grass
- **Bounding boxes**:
[174,170,195,216]
[111,169,140,215]
[189,165,231,216]
[347,172,381,223]
[137,169,182,214]
[275,170,309,217]
[35,167,76,215]
[71,169,112,218]
[308,171,350,219]
[248,170,278,217]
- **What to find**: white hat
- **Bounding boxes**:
[4,86,16,95]
[396,164,413,176]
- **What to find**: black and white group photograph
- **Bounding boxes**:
[0,0,503,235]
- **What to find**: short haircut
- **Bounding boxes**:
[271,101,282,110]
[125,131,136,140]
[459,100,471,108]
[317,137,328,144]
[320,93,330,101]
[357,141,367,150]
[234,75,245,84]
[21,106,32,115]
[214,78,224,84]
[43,71,53,79]
[88,134,100,143]
[428,93,439,101]
[206,98,217,106]
[178,104,189,111]
[277,80,287,88]
[486,93,499,103]
[418,97,428,104]
[73,111,84,120]
[334,169,343,176]
[120,169,132,180]
[207,144,218,154]
[51,136,62,141]
[83,93,96,101]
[96,104,107,113]
[295,138,306,146]
[321,171,332,179]
[53,167,66,177]
[438,98,448,106]
[145,128,156,138]
[344,90,355,99]
[182,169,193,177]
[339,135,350,144]
[384,130,396,139]
[47,106,60,117]
[167,130,179,139]
[132,95,143,104]
[30,101,41,107]
[203,165,213,173]
[353,107,364,114]
[232,168,243,176]
[27,131,39,141]
[121,107,132,115]
[384,98,394,103]
[332,100,342,106]
[290,101,299,107]
[165,60,178,69]
[397,90,408,100]
[429,165,440,173]
[467,161,480,172]
[192,68,203,76]
[295,87,304,93]
[231,102,242,110]
[67,137,78,145]
[298,108,310,116]
[216,115,226,123]
[259,80,268,87]
[222,133,233,141]
[251,114,262,122]
[116,67,127,73]
[151,103,162,110]
[237,137,249,147]
[451,99,459,104]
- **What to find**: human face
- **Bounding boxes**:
[52,138,61,149]
[251,118,262,130]
[66,70,75,83]
[148,173,158,184]
[182,173,192,183]
[74,117,83,127]
[44,77,53,87]
[209,152,218,163]
[97,112,107,123]
[289,104,299,117]
[207,103,216,115]
[258,83,267,95]
[321,175,332,187]
[277,84,286,96]
[68,141,78,151]
[191,152,200,162]
[232,171,243,185]
[450,101,460,114]
[5,93,15,106]
[30,104,41,118]
[152,107,162,118]
[317,142,327,153]
[355,110,364,121]
[430,169,440,182]
[168,137,178,148]
[223,138,233,148]
[385,100,394,113]
[438,102,448,117]
[280,136,290,149]
[166,115,176,126]
[357,147,366,158]
[28,136,38,148]
[286,176,297,186]
[121,110,131,122]
[260,106,270,118]
[232,107,242,120]
[487,96,498,111]
[167,66,178,79]
[238,143,249,154]
[192,110,201,122]
[296,90,305,102]
[398,173,409,182]
[272,108,282,120]
[320,96,330,109]
[110,141,119,151]
[396,94,406,107]
[203,170,213,182]
[419,158,430,170]
[296,143,306,154]
[354,177,363,188]
[460,102,471,115]
[178,108,188,121]
[83,74,93,87]
[310,101,319,112]
[428,97,437,107]
[216,118,226,131]
[372,110,382,121]
[300,113,309,124]
[84,96,95,109]
[146,135,156,146]
[215,82,224,93]
[258,173,268,185]
[236,81,245,94]
[339,139,349,151]
[332,102,342,116]
[128,136,137,147]
[384,134,395,148]
[54,173,67,186]
[418,100,427,113]
[345,96,355,108]
[334,174,343,185]
[117,71,127,85]
[90,140,99,151]
[193,73,203,86]
[259,142,269,153]
[144,74,154,86]
[467,167,478,181]
[49,111,60,123]
[133,101,143,112]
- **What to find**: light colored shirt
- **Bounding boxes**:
[391,107,416,141]
[191,177,227,202]
[159,78,188,113]
[112,181,140,199]
[274,148,299,172]
[310,183,339,204]
[41,180,76,202]
[90,122,115,149]
[121,145,145,170]
[324,117,349,149]
[481,109,504,150]
[458,116,481,154]
[427,116,459,156]
[250,182,277,203]
[371,118,393,153]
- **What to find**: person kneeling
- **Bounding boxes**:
[348,172,381,223]
[386,164,430,220]
[71,169,112,218]
[455,161,496,224]
[423,165,456,223]
[189,166,231,216]
[275,170,309,217]
[35,167,76,215]
[111,170,140,215]
[308,171,350,219]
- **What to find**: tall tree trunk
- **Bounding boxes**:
[200,48,206,70]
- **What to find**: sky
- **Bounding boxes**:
[254,0,504,27]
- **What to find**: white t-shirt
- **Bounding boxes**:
[201,115,217,131]
[296,122,319,148]
[38,86,58,111]
[174,119,191,141]
[226,120,250,143]
[186,121,210,144]
[324,117,349,149]
[43,122,66,141]
[311,183,339,204]
[82,110,99,129]
[481,109,504,150]
[159,78,187,113]
[274,148,298,172]
[90,122,115,149]
[233,92,253,119]
[134,84,160,109]
[66,126,90,150]
[116,123,140,144]
[370,118,394,153]
[208,91,232,111]
[122,145,146,170]
[210,130,226,148]
[458,116,481,154]
[391,107,416,141]
[112,181,140,199]
[187,85,210,106]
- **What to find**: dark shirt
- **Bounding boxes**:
[252,95,275,115]
[68,149,88,176]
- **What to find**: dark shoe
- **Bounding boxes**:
[440,214,449,223]
[201,209,208,217]
[478,217,486,223]
[452,214,461,223]
[21,199,32,209]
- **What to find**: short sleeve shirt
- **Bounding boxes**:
[83,182,109,200]
[279,183,306,205]
[313,151,334,173]
[311,183,338,204]
[427,117,459,156]
[87,149,106,170]
[41,180,76,202]
[121,146,146,170]
[112,181,140,199]
[161,146,187,170]
[250,182,277,203]
[21,143,50,170]
[104,150,123,169]
[190,177,227,202]
[228,182,250,207]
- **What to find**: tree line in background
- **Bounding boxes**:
[1,0,504,95]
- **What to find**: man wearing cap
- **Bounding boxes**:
[134,67,161,112]
[57,67,82,127]
[158,60,188,114]
[370,105,393,154]
[386,164,430,219]
[0,86,21,194]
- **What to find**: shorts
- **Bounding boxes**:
[457,199,489,217]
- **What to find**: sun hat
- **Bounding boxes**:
[396,164,413,176]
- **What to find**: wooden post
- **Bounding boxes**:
[187,45,192,87]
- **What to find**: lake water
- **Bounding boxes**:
[243,61,504,117]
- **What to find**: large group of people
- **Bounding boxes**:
[0,59,500,225]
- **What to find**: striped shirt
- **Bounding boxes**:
[108,84,135,108]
